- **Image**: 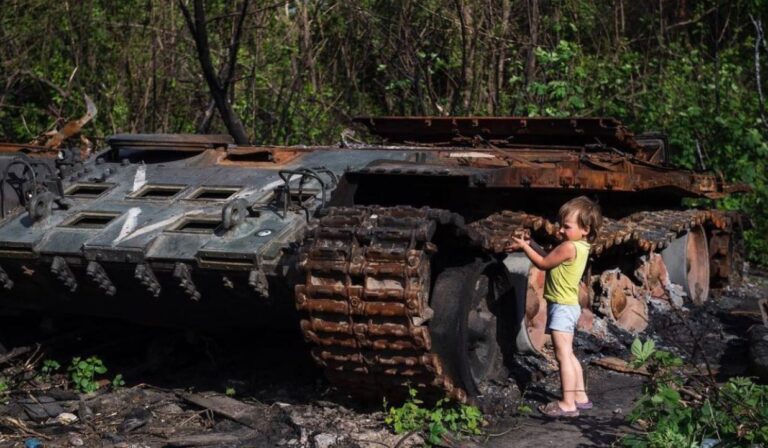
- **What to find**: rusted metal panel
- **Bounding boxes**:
[354,116,642,152]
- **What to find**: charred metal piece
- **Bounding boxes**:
[51,256,77,292]
[135,264,161,298]
[661,225,710,304]
[248,269,268,298]
[173,262,201,301]
[596,270,648,333]
[0,266,13,290]
[86,261,116,296]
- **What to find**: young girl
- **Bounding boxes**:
[507,196,602,417]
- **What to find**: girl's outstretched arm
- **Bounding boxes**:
[508,238,576,270]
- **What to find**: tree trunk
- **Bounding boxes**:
[179,0,250,144]
[525,0,539,89]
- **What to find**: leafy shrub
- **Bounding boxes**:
[623,338,768,447]
[385,387,484,446]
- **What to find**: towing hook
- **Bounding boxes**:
[222,198,248,230]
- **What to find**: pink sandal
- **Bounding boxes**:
[538,401,580,417]
[576,400,593,410]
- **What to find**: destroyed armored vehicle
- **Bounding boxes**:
[0,117,748,401]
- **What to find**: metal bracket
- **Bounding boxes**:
[51,256,77,292]
[86,261,116,296]
[276,167,338,220]
[1,154,61,219]
[173,262,201,301]
[135,263,161,298]
[222,198,248,231]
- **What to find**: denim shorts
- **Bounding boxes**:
[546,303,582,334]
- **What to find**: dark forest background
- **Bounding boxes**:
[1,0,767,264]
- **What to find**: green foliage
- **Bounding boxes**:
[0,377,7,405]
[623,339,768,447]
[68,356,108,394]
[111,374,125,390]
[384,387,483,446]
[630,338,656,367]
[40,359,61,376]
[225,387,236,397]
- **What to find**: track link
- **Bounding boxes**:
[295,206,466,401]
[469,209,733,256]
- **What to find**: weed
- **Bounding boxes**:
[384,387,484,446]
[517,387,533,415]
[622,338,768,447]
[225,387,236,397]
[68,356,108,393]
[111,374,125,390]
[40,359,61,376]
[0,377,8,404]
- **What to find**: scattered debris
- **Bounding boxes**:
[0,346,32,366]
[54,412,77,425]
[591,357,650,376]
[0,274,764,447]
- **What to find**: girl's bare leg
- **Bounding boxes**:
[571,353,589,403]
[551,331,578,411]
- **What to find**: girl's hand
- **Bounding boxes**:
[505,236,528,252]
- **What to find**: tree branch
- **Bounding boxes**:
[750,14,768,128]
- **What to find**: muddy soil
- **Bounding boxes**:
[0,272,765,448]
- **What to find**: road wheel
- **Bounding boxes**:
[430,260,513,396]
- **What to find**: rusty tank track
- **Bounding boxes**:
[295,205,467,401]
[297,206,737,400]
[469,208,732,257]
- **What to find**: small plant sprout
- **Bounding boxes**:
[111,374,125,390]
[630,338,656,368]
[225,387,236,397]
[40,359,61,376]
[68,356,108,393]
[0,378,8,404]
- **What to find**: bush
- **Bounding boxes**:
[623,338,768,447]
[385,387,484,446]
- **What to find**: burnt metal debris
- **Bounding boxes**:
[0,116,751,401]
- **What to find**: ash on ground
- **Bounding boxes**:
[0,273,765,448]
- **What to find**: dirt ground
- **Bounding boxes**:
[0,271,765,448]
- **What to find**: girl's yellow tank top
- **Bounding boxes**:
[543,240,590,305]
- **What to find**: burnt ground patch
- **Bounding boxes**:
[0,313,413,447]
[484,273,767,447]
[0,272,766,447]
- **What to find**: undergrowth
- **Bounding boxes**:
[622,338,768,447]
[384,387,484,446]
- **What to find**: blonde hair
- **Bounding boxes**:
[558,196,603,242]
